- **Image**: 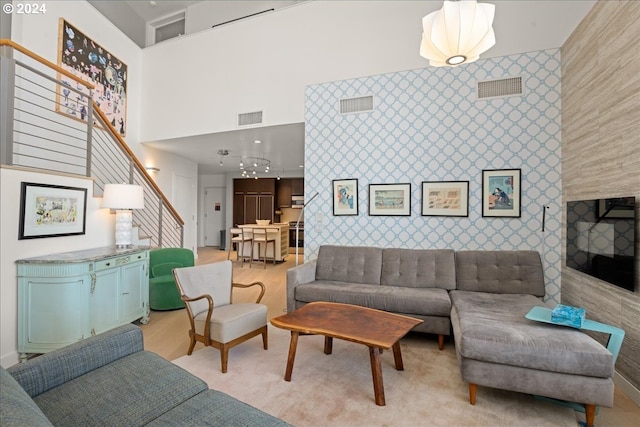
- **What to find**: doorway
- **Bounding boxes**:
[204,187,225,247]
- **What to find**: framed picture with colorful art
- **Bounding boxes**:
[421,181,469,217]
[19,182,87,239]
[369,183,411,216]
[482,169,521,217]
[332,179,358,215]
[57,18,128,136]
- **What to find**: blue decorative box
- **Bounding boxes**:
[551,304,586,328]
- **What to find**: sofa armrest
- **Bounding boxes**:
[7,324,144,398]
[149,275,175,286]
[286,260,317,313]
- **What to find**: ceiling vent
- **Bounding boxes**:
[340,96,374,114]
[238,111,263,127]
[477,77,523,100]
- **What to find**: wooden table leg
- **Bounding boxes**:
[324,336,333,354]
[369,346,385,406]
[392,341,404,370]
[284,331,299,381]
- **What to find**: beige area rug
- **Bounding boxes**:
[172,325,576,427]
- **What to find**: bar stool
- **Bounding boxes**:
[227,228,253,267]
[251,227,277,268]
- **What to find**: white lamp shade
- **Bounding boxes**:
[101,184,144,210]
[420,0,495,67]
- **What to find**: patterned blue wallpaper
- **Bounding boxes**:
[304,49,563,302]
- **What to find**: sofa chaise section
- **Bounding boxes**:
[450,250,614,427]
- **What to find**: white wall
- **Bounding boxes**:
[140,145,199,254]
[139,0,594,144]
[185,1,300,34]
[140,1,432,142]
[0,167,113,367]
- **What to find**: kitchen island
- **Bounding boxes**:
[238,223,289,262]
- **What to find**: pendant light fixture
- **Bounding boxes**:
[419,0,496,67]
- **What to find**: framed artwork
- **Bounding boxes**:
[421,181,469,217]
[57,18,128,136]
[597,197,635,219]
[332,179,358,216]
[19,182,87,240]
[369,183,411,216]
[482,169,521,217]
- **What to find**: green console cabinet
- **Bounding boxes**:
[17,246,150,361]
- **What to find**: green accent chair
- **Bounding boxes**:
[149,248,194,310]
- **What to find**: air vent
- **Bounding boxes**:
[477,77,523,100]
[340,96,374,114]
[238,111,263,126]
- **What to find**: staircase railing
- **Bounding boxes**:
[1,39,183,247]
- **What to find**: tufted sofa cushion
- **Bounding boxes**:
[455,250,545,296]
[316,245,382,285]
[381,248,456,289]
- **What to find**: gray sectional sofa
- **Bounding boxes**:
[287,245,456,349]
[287,245,616,427]
[1,324,289,427]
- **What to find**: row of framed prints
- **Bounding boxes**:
[332,169,521,218]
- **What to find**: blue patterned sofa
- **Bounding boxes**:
[1,324,289,427]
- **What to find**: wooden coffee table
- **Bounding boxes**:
[270,301,422,406]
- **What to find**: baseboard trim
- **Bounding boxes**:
[614,370,640,407]
[1,351,20,369]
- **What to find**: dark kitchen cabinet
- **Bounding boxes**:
[244,195,274,224]
[291,178,304,195]
[277,179,292,207]
[276,178,304,208]
[232,192,244,226]
[233,178,276,225]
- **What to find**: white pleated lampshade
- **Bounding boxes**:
[101,184,144,210]
[420,0,496,67]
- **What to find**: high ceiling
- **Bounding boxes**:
[90,1,596,175]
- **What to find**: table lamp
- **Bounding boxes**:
[102,183,145,247]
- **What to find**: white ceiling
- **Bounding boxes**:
[126,0,202,22]
[92,1,596,176]
[146,123,305,175]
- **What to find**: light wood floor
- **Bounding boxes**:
[139,247,639,427]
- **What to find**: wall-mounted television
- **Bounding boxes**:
[566,197,636,292]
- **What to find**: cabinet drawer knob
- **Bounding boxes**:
[105,262,111,267]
